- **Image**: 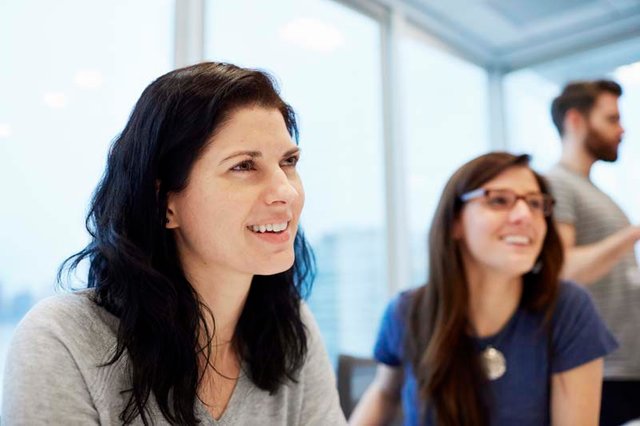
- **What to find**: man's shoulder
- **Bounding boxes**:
[545,164,602,215]
[546,164,585,188]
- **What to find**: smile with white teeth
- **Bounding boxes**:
[248,222,288,233]
[501,235,532,245]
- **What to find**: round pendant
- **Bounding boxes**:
[481,346,506,380]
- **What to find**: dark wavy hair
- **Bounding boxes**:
[405,152,563,425]
[59,62,316,425]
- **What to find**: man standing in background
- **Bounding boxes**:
[546,80,640,426]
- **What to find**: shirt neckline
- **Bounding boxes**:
[473,306,521,348]
[195,368,250,424]
[556,162,593,184]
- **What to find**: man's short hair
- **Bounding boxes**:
[550,79,622,136]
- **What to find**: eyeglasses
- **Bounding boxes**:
[460,188,555,217]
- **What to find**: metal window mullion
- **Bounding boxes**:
[488,68,507,151]
[174,0,205,68]
[381,7,411,297]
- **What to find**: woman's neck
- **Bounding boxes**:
[179,261,252,420]
[467,271,523,337]
[181,259,253,346]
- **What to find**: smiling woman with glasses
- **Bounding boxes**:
[350,151,617,426]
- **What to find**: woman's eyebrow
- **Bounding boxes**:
[282,147,300,158]
[219,150,262,165]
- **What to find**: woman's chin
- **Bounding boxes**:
[253,255,295,277]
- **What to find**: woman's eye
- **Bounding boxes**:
[282,155,299,167]
[231,160,255,172]
[488,195,511,207]
[527,198,544,210]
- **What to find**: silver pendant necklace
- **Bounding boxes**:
[480,345,506,380]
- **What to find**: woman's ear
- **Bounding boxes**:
[158,180,179,229]
[165,194,179,229]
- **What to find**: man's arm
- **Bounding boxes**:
[556,222,640,285]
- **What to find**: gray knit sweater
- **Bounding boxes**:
[2,291,346,425]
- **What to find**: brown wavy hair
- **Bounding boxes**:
[405,152,564,425]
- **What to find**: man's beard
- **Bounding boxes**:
[584,124,620,162]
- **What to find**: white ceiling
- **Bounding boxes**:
[367,0,640,75]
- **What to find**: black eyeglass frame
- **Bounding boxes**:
[459,188,555,217]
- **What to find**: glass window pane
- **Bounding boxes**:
[400,26,490,287]
[593,63,640,225]
[504,70,560,171]
[0,0,174,409]
[205,0,386,360]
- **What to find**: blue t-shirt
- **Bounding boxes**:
[373,281,618,426]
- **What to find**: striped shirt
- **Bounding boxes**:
[547,164,640,379]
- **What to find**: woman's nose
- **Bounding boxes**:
[508,198,534,222]
[264,168,299,205]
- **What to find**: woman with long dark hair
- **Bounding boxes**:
[3,62,346,425]
[350,152,617,425]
